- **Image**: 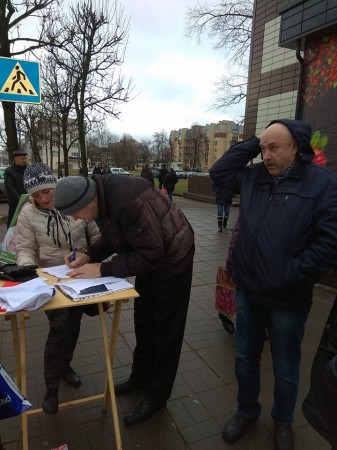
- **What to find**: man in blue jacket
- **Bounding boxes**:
[210,119,337,450]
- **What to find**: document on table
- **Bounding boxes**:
[56,276,134,301]
[41,264,71,279]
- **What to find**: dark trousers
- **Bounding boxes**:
[235,286,309,423]
[44,307,83,387]
[131,262,193,402]
[7,203,17,229]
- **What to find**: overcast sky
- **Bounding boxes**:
[108,0,235,141]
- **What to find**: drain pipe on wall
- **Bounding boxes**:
[295,38,305,120]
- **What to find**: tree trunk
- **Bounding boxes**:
[2,102,19,156]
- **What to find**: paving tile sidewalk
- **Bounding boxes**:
[0,196,335,450]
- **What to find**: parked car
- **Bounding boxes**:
[110,167,130,175]
[175,171,187,179]
[0,166,8,201]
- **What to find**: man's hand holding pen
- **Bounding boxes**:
[64,250,101,278]
[65,249,90,268]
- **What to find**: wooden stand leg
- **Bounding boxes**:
[19,314,29,450]
[98,302,122,450]
[7,315,21,387]
[103,300,123,408]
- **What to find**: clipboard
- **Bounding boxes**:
[55,276,134,301]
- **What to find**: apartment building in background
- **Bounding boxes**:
[169,120,244,172]
[245,0,337,171]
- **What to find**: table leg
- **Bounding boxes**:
[98,302,122,450]
[7,315,21,388]
[19,314,29,450]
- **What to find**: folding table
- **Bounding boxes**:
[1,271,138,450]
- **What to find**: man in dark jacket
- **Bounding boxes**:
[158,163,168,189]
[163,168,178,201]
[54,174,195,425]
[209,119,337,450]
[4,149,28,228]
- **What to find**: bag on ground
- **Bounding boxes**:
[215,266,236,323]
[0,364,32,419]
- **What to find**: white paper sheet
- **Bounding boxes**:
[0,278,55,312]
[41,265,71,279]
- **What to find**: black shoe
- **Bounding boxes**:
[114,377,144,395]
[123,397,166,425]
[223,216,228,228]
[274,423,294,450]
[42,387,58,415]
[222,413,258,443]
[218,313,235,334]
[61,366,81,387]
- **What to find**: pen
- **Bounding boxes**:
[70,248,77,263]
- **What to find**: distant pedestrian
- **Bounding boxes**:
[214,190,233,232]
[158,164,169,189]
[163,168,178,201]
[140,164,154,185]
[4,150,28,228]
[92,164,101,175]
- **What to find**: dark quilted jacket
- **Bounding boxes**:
[86,174,195,279]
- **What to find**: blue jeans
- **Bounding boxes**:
[217,203,230,217]
[235,287,309,423]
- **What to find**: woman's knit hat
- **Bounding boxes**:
[54,176,96,215]
[24,163,57,194]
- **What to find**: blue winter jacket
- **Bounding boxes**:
[210,136,337,310]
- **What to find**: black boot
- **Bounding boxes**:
[223,216,228,229]
[217,217,223,232]
[42,386,59,415]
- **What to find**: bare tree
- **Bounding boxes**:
[110,133,137,169]
[0,0,61,156]
[39,55,79,176]
[16,103,44,163]
[152,130,170,165]
[139,138,154,166]
[185,0,253,111]
[46,0,133,175]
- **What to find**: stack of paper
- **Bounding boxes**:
[56,276,134,300]
[0,278,55,312]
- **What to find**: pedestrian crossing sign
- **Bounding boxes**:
[0,57,41,104]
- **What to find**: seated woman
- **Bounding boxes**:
[15,163,100,415]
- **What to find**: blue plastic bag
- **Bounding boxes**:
[0,364,32,419]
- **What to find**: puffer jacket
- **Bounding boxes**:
[210,133,337,310]
[16,202,100,267]
[302,296,337,447]
[86,174,195,279]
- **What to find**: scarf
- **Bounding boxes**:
[272,159,299,185]
[38,207,73,250]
